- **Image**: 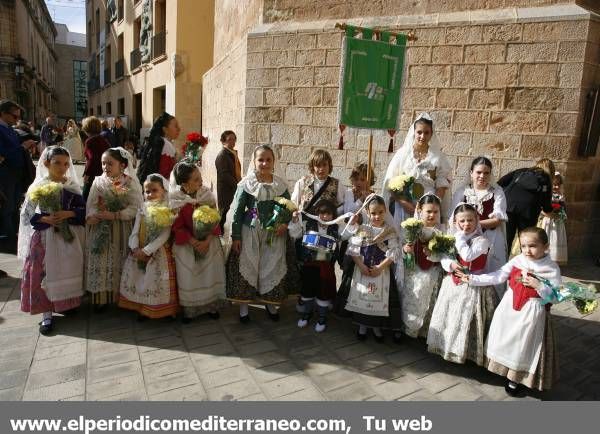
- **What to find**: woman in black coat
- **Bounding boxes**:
[497,158,555,251]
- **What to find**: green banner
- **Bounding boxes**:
[339,30,406,130]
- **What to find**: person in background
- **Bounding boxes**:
[497,158,554,252]
[215,130,241,233]
[100,119,117,148]
[0,100,26,253]
[137,112,180,182]
[39,116,55,153]
[112,116,128,148]
[81,116,111,200]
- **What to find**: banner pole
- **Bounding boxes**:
[367,133,373,187]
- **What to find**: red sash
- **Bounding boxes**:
[415,239,434,270]
[451,253,488,285]
[508,267,540,311]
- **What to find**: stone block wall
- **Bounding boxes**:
[201,37,247,192]
[203,3,600,256]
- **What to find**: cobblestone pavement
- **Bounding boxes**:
[1,252,599,401]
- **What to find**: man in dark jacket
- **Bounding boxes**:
[0,100,26,253]
[497,159,554,250]
[215,130,241,233]
[100,119,117,147]
[111,116,128,148]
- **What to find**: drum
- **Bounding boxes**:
[302,231,337,253]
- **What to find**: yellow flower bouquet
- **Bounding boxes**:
[400,217,424,269]
[28,182,74,242]
[388,174,416,202]
[427,233,456,262]
[192,205,221,260]
[138,203,175,270]
[264,196,297,245]
[91,181,131,254]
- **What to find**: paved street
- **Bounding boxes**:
[1,249,599,402]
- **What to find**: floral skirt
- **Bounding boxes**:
[226,252,287,305]
[427,276,498,366]
[21,231,81,315]
[118,244,179,319]
[85,219,133,304]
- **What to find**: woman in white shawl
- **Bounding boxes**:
[382,112,452,229]
[169,160,225,323]
[226,145,291,322]
[18,146,86,335]
[449,156,508,297]
[85,147,143,309]
[62,119,84,162]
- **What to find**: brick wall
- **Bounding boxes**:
[201,37,248,192]
[203,4,600,257]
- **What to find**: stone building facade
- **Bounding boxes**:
[0,0,57,125]
[86,0,214,143]
[202,0,600,257]
[54,23,87,122]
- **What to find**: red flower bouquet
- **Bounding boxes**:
[182,132,208,164]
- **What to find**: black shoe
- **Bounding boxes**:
[505,380,521,397]
[266,308,279,322]
[393,332,403,344]
[93,304,107,313]
[39,320,53,335]
[136,313,147,322]
[208,311,220,320]
[356,330,367,341]
[239,314,250,324]
[373,333,385,344]
[181,316,192,324]
[0,269,8,279]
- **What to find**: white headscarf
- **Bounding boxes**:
[382,112,443,196]
[168,161,215,210]
[143,172,170,203]
[110,147,137,180]
[18,146,82,259]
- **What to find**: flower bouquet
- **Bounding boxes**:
[28,182,74,242]
[400,217,424,269]
[182,132,208,165]
[524,273,598,314]
[551,202,567,222]
[264,196,297,245]
[91,181,130,254]
[138,204,175,270]
[427,233,456,263]
[192,205,220,260]
[388,174,416,202]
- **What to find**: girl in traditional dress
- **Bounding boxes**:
[538,172,568,264]
[226,145,290,322]
[62,119,84,162]
[137,112,181,183]
[460,227,560,395]
[400,194,445,338]
[85,147,143,310]
[18,146,86,335]
[449,156,508,296]
[170,160,225,323]
[382,112,452,229]
[344,195,403,343]
[289,200,340,332]
[334,163,374,317]
[427,203,498,365]
[119,174,179,320]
